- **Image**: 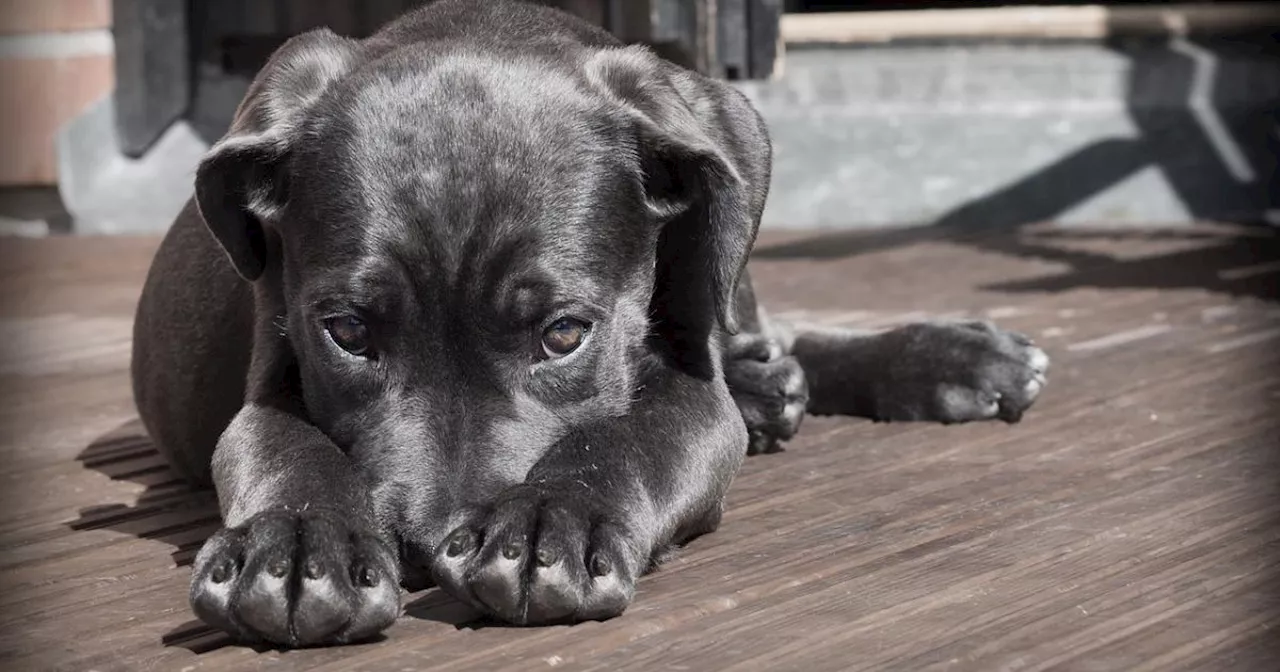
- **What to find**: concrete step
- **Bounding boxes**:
[738,36,1278,229]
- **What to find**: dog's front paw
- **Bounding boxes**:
[724,334,809,454]
[190,509,401,647]
[876,321,1049,424]
[432,486,639,625]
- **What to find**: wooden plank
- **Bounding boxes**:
[0,224,1276,669]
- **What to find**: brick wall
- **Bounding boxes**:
[0,0,115,186]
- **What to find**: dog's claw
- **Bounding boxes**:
[446,530,474,557]
[725,334,809,455]
[872,322,1050,424]
[432,490,637,625]
[268,559,290,578]
[357,566,379,587]
[190,509,401,646]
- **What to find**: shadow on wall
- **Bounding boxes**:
[755,32,1280,302]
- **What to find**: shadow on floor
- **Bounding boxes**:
[65,419,218,569]
[156,588,480,654]
[755,225,1280,304]
[68,421,484,650]
[66,421,242,651]
[756,33,1278,298]
[403,591,488,628]
[980,227,1280,301]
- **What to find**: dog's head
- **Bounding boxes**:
[194,29,764,562]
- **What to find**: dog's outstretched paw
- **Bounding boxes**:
[190,509,401,647]
[724,334,809,454]
[872,320,1049,424]
[432,485,639,625]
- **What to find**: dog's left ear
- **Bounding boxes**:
[585,45,769,338]
[195,29,362,281]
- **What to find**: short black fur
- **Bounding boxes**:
[132,0,1050,646]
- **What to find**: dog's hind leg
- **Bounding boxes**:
[776,317,1050,425]
[721,269,810,455]
[724,269,1052,449]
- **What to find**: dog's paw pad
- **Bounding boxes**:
[190,509,401,647]
[875,322,1050,424]
[725,336,809,454]
[432,488,637,625]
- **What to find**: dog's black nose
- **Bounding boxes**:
[397,535,437,591]
[399,563,434,592]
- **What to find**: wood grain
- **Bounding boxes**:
[0,224,1276,670]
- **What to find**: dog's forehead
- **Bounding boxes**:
[294,52,636,245]
[341,52,617,203]
[289,52,646,303]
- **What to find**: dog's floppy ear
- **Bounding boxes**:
[585,45,768,337]
[195,30,361,281]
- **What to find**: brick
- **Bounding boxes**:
[0,0,112,35]
[0,53,114,185]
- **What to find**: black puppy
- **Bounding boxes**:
[131,0,1048,647]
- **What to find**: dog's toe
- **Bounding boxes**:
[725,341,809,454]
[432,488,637,625]
[1026,345,1051,376]
[875,322,1051,424]
[525,556,585,623]
[190,509,400,647]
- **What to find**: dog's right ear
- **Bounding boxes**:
[195,30,361,281]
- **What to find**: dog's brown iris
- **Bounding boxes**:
[326,316,370,356]
[542,317,589,358]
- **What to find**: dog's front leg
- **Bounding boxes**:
[189,402,401,646]
[431,367,746,625]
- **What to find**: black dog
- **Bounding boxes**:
[131,0,1048,647]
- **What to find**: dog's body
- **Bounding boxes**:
[132,0,1048,646]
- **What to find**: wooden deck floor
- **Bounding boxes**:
[1,223,1277,671]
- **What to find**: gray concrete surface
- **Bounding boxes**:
[13,36,1277,236]
[737,37,1278,229]
[55,97,208,235]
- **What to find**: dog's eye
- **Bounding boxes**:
[326,316,371,356]
[541,317,590,358]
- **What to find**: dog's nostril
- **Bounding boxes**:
[210,559,233,583]
[267,558,291,578]
[589,555,612,577]
[535,548,558,567]
[502,542,524,560]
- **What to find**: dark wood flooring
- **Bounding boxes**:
[1,222,1277,671]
